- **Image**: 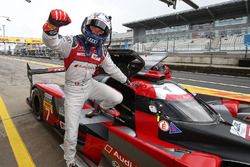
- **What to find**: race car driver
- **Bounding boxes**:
[42,9,130,167]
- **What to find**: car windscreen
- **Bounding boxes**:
[152,98,215,122]
[149,82,216,122]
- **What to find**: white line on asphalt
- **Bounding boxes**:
[173,71,250,79]
[173,77,250,89]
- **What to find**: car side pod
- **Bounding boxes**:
[104,126,222,167]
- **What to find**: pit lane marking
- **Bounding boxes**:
[0,56,63,67]
[173,77,250,89]
[0,97,35,167]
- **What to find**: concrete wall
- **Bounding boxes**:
[163,53,246,66]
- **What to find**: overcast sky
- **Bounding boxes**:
[1,0,231,38]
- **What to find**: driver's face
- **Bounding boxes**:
[90,26,104,36]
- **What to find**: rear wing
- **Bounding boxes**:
[27,63,65,88]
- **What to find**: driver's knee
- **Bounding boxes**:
[101,91,123,109]
[112,91,123,105]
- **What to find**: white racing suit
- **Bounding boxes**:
[42,32,127,166]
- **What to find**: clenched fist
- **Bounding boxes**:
[43,9,71,36]
[49,9,71,27]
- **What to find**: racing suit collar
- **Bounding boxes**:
[76,35,103,58]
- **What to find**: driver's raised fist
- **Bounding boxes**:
[43,9,71,35]
[48,9,71,27]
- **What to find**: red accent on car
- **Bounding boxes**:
[83,103,93,109]
[131,80,157,99]
[244,116,250,121]
[36,83,64,99]
[164,65,172,80]
[165,73,172,80]
[78,132,87,139]
[145,70,165,79]
[82,134,106,164]
[42,102,59,126]
[135,111,158,139]
[221,100,239,117]
[182,151,222,167]
[109,126,222,167]
[150,64,172,80]
[109,126,186,166]
[166,94,193,101]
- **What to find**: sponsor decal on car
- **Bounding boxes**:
[230,120,250,140]
[104,144,138,167]
[169,122,182,134]
[44,93,52,101]
[158,120,169,132]
[43,100,53,121]
[43,100,52,112]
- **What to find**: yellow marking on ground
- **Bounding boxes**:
[0,55,62,67]
[181,84,250,103]
[0,97,35,167]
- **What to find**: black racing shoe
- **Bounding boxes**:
[85,108,101,118]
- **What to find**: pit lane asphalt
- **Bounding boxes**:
[0,55,249,167]
[172,71,250,94]
[0,55,66,167]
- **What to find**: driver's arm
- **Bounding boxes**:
[100,50,127,84]
[42,9,73,58]
[42,33,73,58]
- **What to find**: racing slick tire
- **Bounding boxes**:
[31,88,43,121]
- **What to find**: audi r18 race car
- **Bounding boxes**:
[26,49,250,167]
